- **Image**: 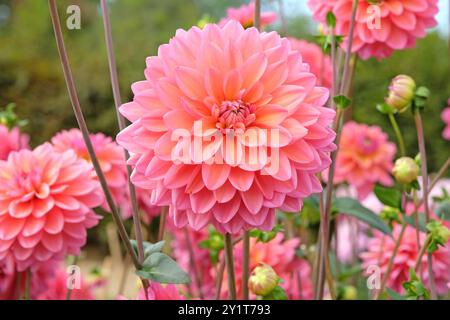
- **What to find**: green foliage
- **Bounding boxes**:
[261,285,288,300]
[374,185,402,209]
[402,268,430,300]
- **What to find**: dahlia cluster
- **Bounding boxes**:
[219,1,277,29]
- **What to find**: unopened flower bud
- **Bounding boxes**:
[380,206,401,227]
[248,263,279,296]
[341,285,358,300]
[427,220,450,252]
[385,75,416,113]
[392,157,419,184]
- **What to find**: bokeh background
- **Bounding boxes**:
[0,0,449,171]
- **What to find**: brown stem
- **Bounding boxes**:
[48,0,140,269]
[242,231,250,300]
[184,228,204,299]
[66,255,79,300]
[417,156,450,208]
[254,0,261,31]
[215,258,226,300]
[158,206,168,241]
[100,0,145,266]
[374,223,407,300]
[224,233,237,300]
[414,235,431,271]
[414,111,437,299]
[339,0,358,95]
[24,269,31,300]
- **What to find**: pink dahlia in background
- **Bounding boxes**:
[441,99,450,140]
[118,21,336,234]
[219,1,277,29]
[219,233,313,300]
[35,268,98,300]
[121,282,185,300]
[0,124,29,160]
[307,0,439,60]
[288,39,333,89]
[331,121,396,199]
[171,227,215,299]
[0,143,102,271]
[52,129,131,218]
[361,224,450,295]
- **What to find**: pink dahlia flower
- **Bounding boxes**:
[441,99,450,140]
[0,124,29,161]
[331,121,396,199]
[0,143,102,271]
[361,224,450,295]
[288,39,333,89]
[219,1,277,29]
[219,233,313,300]
[35,268,98,300]
[307,0,439,60]
[117,21,336,234]
[51,129,131,217]
[121,282,185,300]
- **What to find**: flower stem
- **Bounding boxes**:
[254,0,261,31]
[24,269,31,300]
[184,228,204,299]
[414,110,437,299]
[99,0,146,271]
[48,0,140,269]
[242,231,250,300]
[388,113,406,157]
[374,223,407,300]
[66,255,79,300]
[158,206,168,241]
[339,0,358,95]
[224,233,237,300]
[414,235,431,271]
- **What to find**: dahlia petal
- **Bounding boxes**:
[190,188,215,214]
[0,216,25,240]
[201,163,231,191]
[41,233,63,253]
[44,209,64,235]
[18,233,42,249]
[241,184,263,214]
[186,210,210,231]
[175,66,207,101]
[228,168,254,191]
[33,198,55,218]
[9,200,33,218]
[212,195,240,223]
[213,181,237,203]
[54,195,80,211]
[254,105,288,126]
[223,70,243,100]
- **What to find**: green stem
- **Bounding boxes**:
[388,113,406,156]
[224,233,237,300]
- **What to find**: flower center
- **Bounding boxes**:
[213,100,256,133]
[358,135,379,154]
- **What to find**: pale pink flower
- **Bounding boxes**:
[121,282,185,300]
[288,38,333,89]
[171,227,215,299]
[361,224,450,295]
[0,143,102,271]
[0,124,29,161]
[441,99,450,140]
[35,268,99,300]
[219,233,313,300]
[331,122,396,199]
[308,0,439,60]
[117,21,336,234]
[219,1,277,29]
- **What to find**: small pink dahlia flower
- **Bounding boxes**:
[51,129,131,217]
[288,38,333,89]
[331,121,396,199]
[219,1,277,29]
[117,21,336,234]
[441,99,450,140]
[219,233,313,300]
[0,143,102,271]
[361,224,450,295]
[0,124,29,161]
[120,282,185,300]
[307,0,439,60]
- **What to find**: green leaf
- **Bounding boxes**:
[333,95,351,109]
[436,200,450,221]
[326,11,336,28]
[376,103,395,114]
[261,286,288,300]
[374,185,402,209]
[131,240,166,259]
[402,213,427,232]
[333,197,392,235]
[386,287,406,300]
[137,252,190,284]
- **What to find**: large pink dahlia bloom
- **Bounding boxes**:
[288,39,333,89]
[307,0,439,60]
[219,1,277,29]
[441,99,450,141]
[118,21,336,234]
[361,225,450,295]
[0,143,102,271]
[0,124,29,161]
[331,121,396,199]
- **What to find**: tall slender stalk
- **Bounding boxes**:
[388,113,406,157]
[158,206,168,241]
[185,229,204,299]
[254,0,261,30]
[48,0,139,269]
[99,0,146,266]
[242,232,250,300]
[224,233,237,300]
[414,110,437,299]
[24,269,31,300]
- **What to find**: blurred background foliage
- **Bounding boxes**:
[0,0,448,171]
